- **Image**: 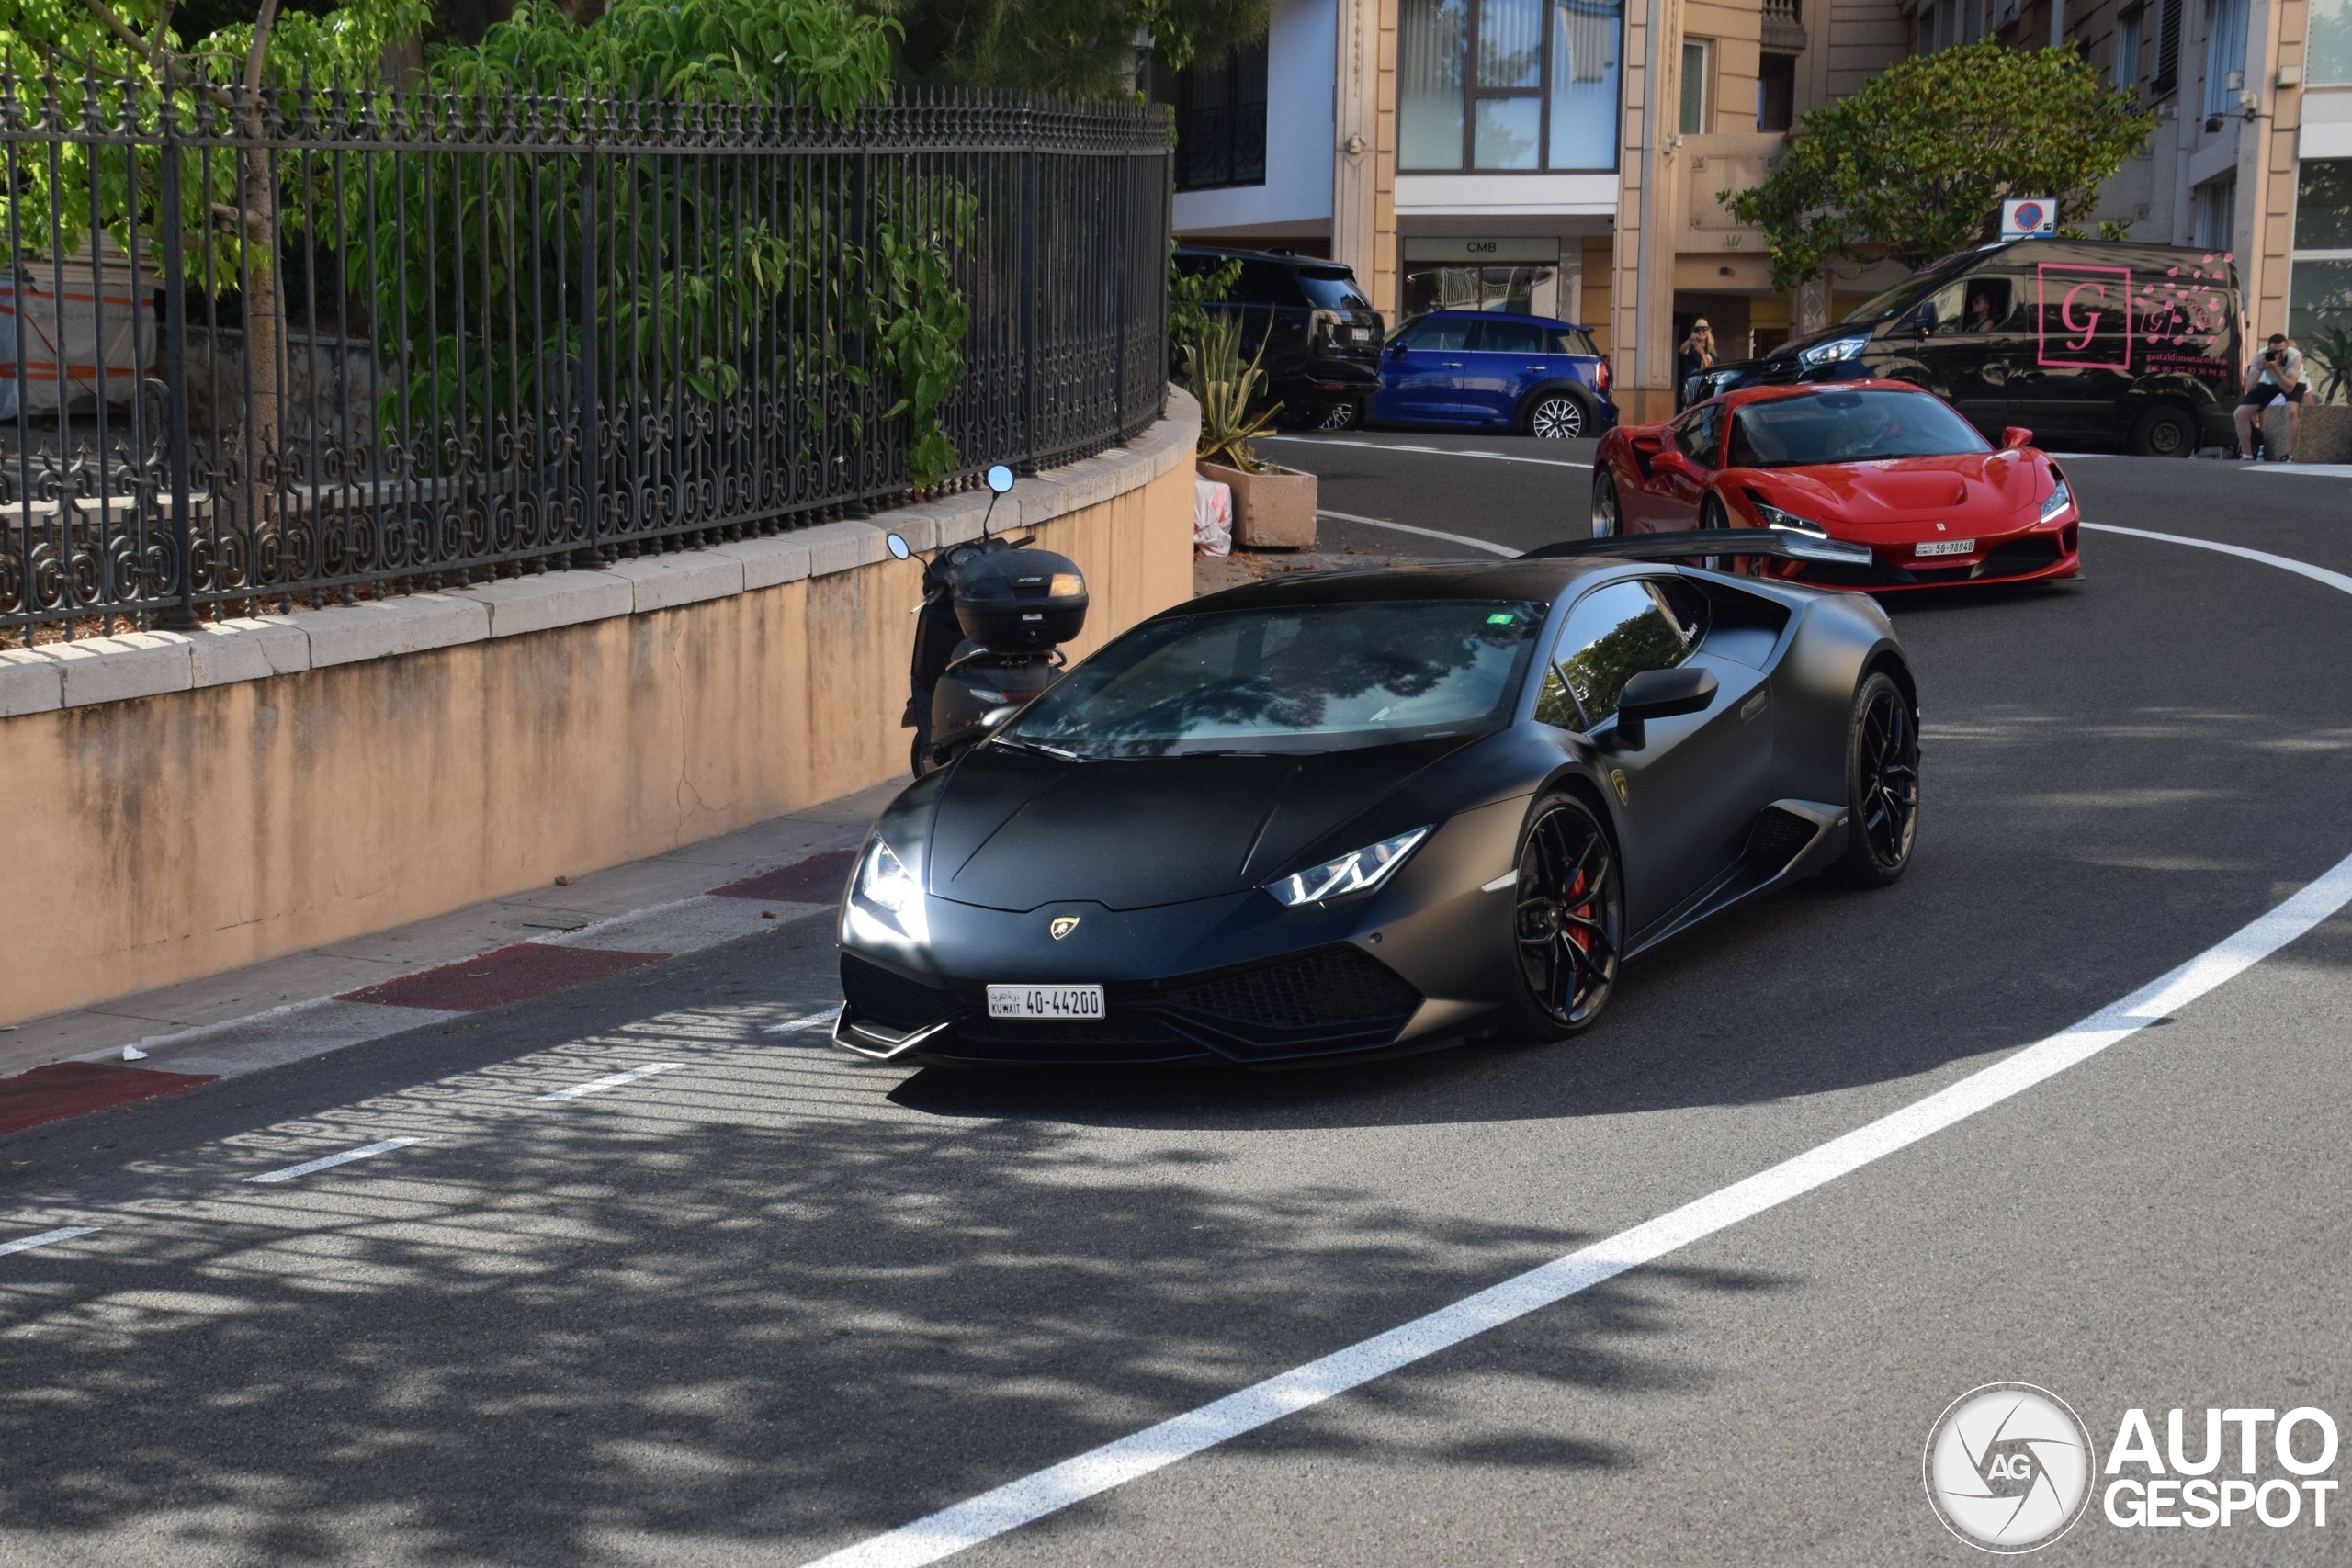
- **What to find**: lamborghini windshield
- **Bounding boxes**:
[1729,389,1992,468]
[998,600,1545,759]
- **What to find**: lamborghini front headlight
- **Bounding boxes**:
[1267,828,1431,908]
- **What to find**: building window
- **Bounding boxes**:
[2114,5,2143,89]
[2152,0,2182,96]
[2312,0,2352,83]
[2191,174,2235,249]
[2290,160,2352,347]
[1679,39,1713,135]
[1757,51,1796,130]
[1168,41,1269,192]
[1399,0,1624,172]
[2202,0,2249,118]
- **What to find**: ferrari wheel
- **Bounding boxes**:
[1698,493,1733,574]
[1590,470,1620,538]
[1826,671,1919,887]
[1507,795,1623,1039]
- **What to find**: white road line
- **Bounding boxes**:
[2082,522,2352,594]
[1316,510,1518,558]
[804,525,2352,1568]
[0,1225,100,1257]
[245,1138,422,1184]
[1268,434,1593,470]
[766,1005,846,1035]
[533,1062,684,1102]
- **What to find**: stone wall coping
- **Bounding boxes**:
[3,389,1200,716]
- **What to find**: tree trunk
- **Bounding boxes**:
[237,123,282,488]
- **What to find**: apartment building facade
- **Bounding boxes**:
[1909,0,2348,358]
[1158,0,1912,421]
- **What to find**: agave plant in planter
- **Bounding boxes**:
[2288,326,2352,463]
[1186,316,1318,549]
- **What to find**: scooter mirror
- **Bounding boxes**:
[986,464,1016,495]
[886,533,912,560]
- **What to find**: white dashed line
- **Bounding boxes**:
[1268,434,1593,469]
[1315,510,1518,557]
[534,1062,684,1102]
[245,1138,422,1184]
[0,1225,100,1257]
[765,1005,846,1035]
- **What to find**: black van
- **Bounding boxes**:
[1174,246,1385,425]
[1692,241,2242,457]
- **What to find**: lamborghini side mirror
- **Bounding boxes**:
[1611,665,1720,750]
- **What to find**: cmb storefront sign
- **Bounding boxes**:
[1401,237,1564,265]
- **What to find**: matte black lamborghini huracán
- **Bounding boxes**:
[834,532,1921,1066]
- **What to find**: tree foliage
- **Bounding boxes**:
[860,0,1269,95]
[1723,41,2155,292]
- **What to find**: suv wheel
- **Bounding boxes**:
[1316,400,1361,431]
[1526,392,1588,440]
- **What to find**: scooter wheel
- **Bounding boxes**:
[910,735,931,777]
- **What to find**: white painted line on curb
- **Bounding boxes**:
[806,524,2352,1568]
[766,1005,845,1035]
[534,1062,684,1102]
[1269,434,1593,470]
[801,848,2352,1568]
[1316,510,1519,558]
[0,1225,100,1257]
[245,1138,422,1185]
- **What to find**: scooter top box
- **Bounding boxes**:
[949,547,1089,651]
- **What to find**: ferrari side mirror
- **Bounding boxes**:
[1611,665,1720,750]
[2001,426,2034,451]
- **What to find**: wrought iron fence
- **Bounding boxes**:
[0,76,1171,644]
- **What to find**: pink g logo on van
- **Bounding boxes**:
[2037,264,2133,372]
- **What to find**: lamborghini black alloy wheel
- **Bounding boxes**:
[1513,797,1623,1034]
[1857,681,1918,869]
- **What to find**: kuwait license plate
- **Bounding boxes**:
[1914,538,1975,558]
[1350,327,1373,342]
[988,984,1105,1020]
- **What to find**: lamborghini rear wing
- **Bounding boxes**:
[1523,528,1874,568]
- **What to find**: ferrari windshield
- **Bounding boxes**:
[1729,389,1992,468]
[998,600,1545,759]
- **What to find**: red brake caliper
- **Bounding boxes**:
[1564,868,1590,955]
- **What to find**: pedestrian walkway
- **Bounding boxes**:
[0,777,900,1131]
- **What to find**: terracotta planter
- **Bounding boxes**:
[2267,400,2352,464]
[1200,459,1317,549]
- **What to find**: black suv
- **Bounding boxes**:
[1174,246,1385,425]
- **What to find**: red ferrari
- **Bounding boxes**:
[1590,380,2081,590]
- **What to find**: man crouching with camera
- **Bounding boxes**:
[2233,333,2306,461]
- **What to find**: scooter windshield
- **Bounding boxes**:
[997,600,1545,760]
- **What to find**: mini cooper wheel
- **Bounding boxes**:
[1590,469,1620,538]
[1527,392,1589,440]
[1826,671,1919,887]
[1506,795,1623,1040]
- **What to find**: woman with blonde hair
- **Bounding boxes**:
[1677,320,1719,411]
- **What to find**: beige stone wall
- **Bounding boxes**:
[0,455,1195,1029]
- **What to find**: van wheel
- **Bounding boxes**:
[2130,403,2198,457]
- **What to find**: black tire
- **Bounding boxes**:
[1698,492,1733,574]
[1316,400,1362,431]
[1502,794,1623,1041]
[1590,468,1620,538]
[1825,671,1919,887]
[910,734,933,777]
[1524,390,1589,439]
[2130,402,2198,457]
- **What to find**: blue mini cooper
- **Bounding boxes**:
[1366,310,1617,439]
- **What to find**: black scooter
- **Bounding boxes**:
[888,463,1090,775]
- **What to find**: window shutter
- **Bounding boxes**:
[2152,0,2181,96]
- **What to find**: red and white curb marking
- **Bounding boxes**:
[0,850,857,1139]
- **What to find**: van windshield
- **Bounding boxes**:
[1838,253,1983,325]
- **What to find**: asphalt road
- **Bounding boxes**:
[4,437,2349,1566]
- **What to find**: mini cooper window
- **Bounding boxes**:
[1547,581,1690,729]
[1730,389,1990,468]
[999,600,1546,758]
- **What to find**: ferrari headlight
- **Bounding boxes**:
[1752,498,1829,537]
[1268,827,1430,908]
[2039,478,2074,525]
[1798,333,1871,367]
[857,840,922,918]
